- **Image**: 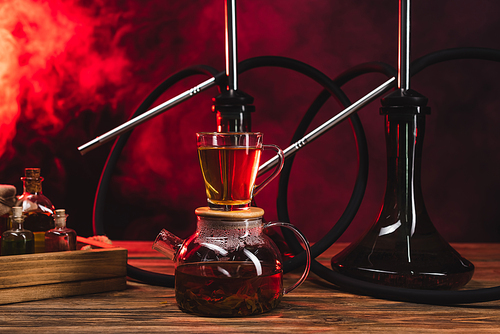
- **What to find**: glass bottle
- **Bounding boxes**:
[45,209,77,252]
[0,185,17,255]
[331,91,474,289]
[17,168,55,253]
[1,206,34,255]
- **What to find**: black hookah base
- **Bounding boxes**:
[331,231,475,290]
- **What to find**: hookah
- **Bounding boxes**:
[329,0,476,288]
[79,0,500,305]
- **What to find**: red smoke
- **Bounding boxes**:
[0,0,133,158]
[0,0,225,239]
[0,0,499,244]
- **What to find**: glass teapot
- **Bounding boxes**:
[153,206,311,317]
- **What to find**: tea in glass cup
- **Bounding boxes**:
[196,132,283,210]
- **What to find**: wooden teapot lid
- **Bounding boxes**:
[195,207,264,219]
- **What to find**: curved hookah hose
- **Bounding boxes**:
[277,47,500,304]
[93,48,500,304]
[93,56,360,286]
[93,65,224,287]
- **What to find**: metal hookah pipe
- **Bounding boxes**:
[77,0,394,156]
[399,0,410,92]
[214,0,255,133]
[77,0,253,156]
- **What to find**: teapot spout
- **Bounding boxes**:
[152,229,184,260]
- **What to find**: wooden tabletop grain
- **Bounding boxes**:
[1,241,500,333]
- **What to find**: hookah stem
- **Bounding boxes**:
[399,0,410,91]
[215,0,255,133]
[78,67,223,155]
[225,0,238,91]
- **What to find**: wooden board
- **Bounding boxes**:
[0,277,127,305]
[0,246,127,305]
[1,242,500,332]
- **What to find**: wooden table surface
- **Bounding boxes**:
[1,241,500,333]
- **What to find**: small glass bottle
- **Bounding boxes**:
[17,168,55,253]
[45,209,77,252]
[1,207,34,255]
[0,185,17,256]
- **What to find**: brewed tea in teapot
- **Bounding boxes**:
[153,207,310,317]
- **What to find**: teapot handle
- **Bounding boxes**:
[263,222,311,294]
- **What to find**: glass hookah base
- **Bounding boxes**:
[331,245,474,290]
[175,262,283,317]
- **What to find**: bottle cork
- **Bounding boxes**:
[12,206,22,218]
[54,209,68,228]
[22,168,43,193]
[24,168,41,178]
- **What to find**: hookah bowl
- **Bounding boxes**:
[331,90,474,289]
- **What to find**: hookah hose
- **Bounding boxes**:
[92,56,367,286]
[93,56,372,287]
[277,47,500,304]
[237,56,388,268]
[93,64,224,287]
[93,48,500,304]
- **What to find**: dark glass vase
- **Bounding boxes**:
[331,91,474,289]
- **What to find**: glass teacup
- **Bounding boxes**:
[196,132,284,211]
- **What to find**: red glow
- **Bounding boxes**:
[0,0,132,157]
[0,0,496,245]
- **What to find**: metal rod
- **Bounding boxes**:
[78,77,217,155]
[225,0,238,91]
[258,77,396,175]
[399,0,410,90]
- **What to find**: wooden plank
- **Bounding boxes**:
[1,242,499,333]
[0,248,128,288]
[0,277,127,305]
[0,243,127,305]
